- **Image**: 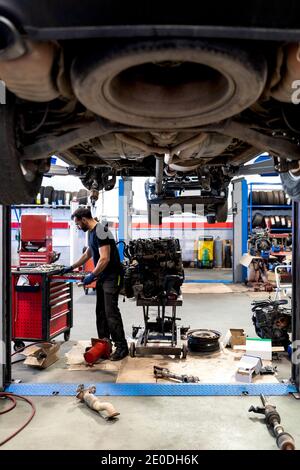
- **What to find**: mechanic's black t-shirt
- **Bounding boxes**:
[88,223,121,279]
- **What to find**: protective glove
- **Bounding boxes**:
[83,273,96,286]
[61,265,73,274]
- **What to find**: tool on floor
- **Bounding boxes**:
[260,365,277,375]
[153,365,199,383]
[249,394,295,450]
[76,384,119,420]
[84,338,112,365]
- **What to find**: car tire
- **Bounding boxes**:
[57,190,65,205]
[215,200,228,223]
[72,39,267,129]
[252,212,265,228]
[267,191,274,205]
[52,190,59,205]
[44,186,54,204]
[279,190,286,205]
[280,172,300,201]
[273,191,280,206]
[252,192,259,205]
[0,93,44,205]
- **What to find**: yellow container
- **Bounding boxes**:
[197,236,214,268]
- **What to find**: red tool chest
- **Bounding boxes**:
[11,267,73,351]
[19,214,58,266]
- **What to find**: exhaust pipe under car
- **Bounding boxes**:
[0,16,26,61]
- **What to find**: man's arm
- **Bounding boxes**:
[71,247,92,269]
[92,245,110,276]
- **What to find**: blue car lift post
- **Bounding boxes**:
[1,201,300,397]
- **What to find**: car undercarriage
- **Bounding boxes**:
[1,2,300,206]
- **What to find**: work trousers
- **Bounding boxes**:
[95,274,127,348]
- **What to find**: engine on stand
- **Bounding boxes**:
[251,299,292,350]
[121,238,187,359]
[122,238,184,301]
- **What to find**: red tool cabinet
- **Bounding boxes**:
[11,268,73,351]
[19,214,57,266]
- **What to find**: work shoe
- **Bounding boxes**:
[110,346,129,361]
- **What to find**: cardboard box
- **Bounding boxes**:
[229,329,246,347]
[23,342,60,369]
[246,338,272,361]
[240,253,276,268]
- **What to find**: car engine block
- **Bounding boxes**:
[122,238,184,301]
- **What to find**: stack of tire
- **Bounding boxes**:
[252,213,292,230]
[251,190,292,230]
[250,190,291,206]
[32,187,89,206]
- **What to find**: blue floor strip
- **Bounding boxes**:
[5,383,297,396]
[184,280,233,284]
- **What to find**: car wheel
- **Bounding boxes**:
[0,93,44,205]
[280,171,300,200]
[216,200,228,223]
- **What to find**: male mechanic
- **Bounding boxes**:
[63,207,128,361]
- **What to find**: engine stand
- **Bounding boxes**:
[130,296,188,359]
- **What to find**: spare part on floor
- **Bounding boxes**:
[249,394,295,450]
[153,365,199,383]
[11,264,73,351]
[187,329,221,353]
[18,214,60,266]
[130,296,188,359]
[122,238,184,301]
[260,365,277,375]
[251,299,291,349]
[236,355,263,383]
[76,384,119,420]
[84,338,112,365]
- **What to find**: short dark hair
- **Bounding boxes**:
[71,207,93,220]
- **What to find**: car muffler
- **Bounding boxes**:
[0,16,26,61]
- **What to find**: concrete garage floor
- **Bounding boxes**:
[2,287,300,450]
[184,267,233,282]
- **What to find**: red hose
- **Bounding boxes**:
[0,395,16,414]
[0,393,36,447]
